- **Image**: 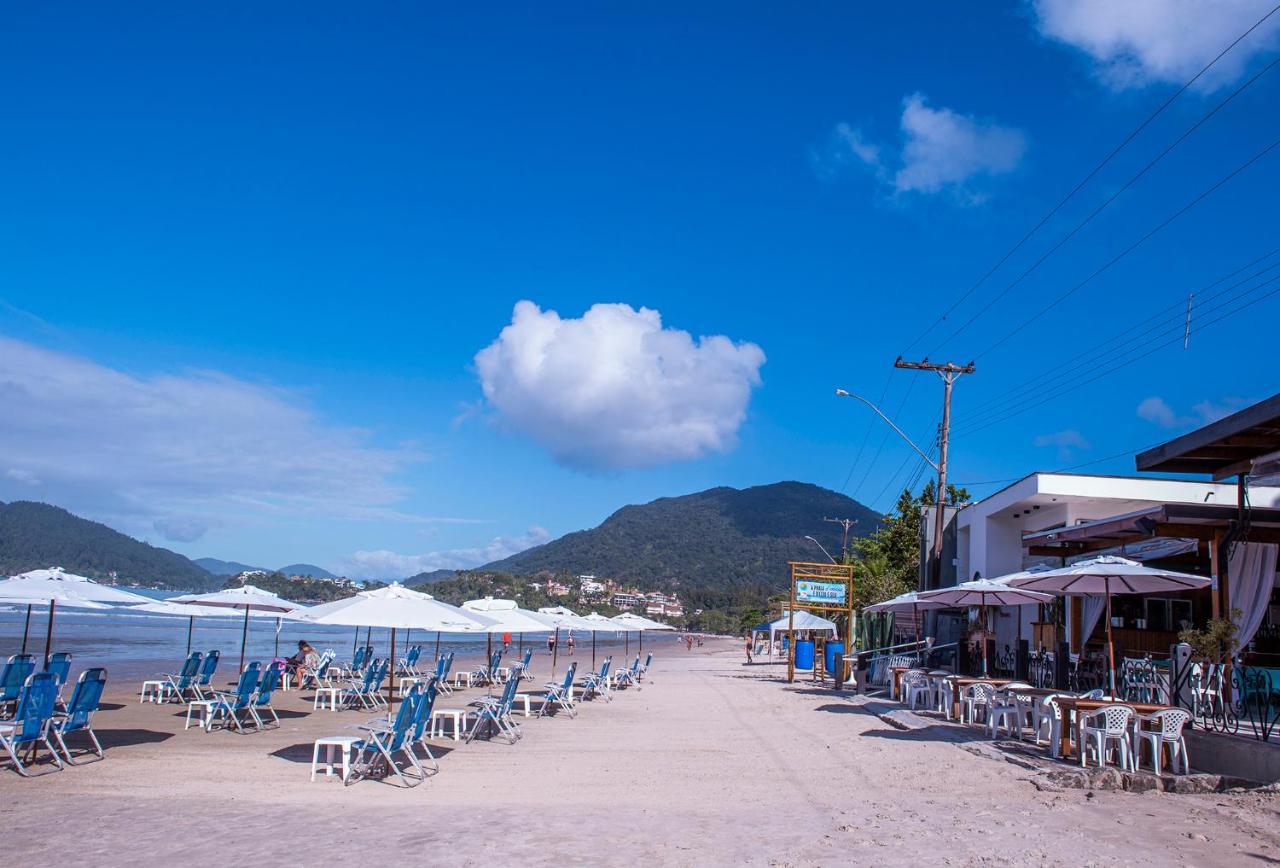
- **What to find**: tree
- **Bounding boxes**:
[850,482,969,607]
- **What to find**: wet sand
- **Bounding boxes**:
[4,638,1278,866]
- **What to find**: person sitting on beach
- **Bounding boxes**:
[287,640,318,683]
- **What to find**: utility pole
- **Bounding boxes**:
[893,357,975,590]
[823,517,859,561]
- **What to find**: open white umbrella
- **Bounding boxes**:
[576,611,632,668]
[608,610,676,657]
[170,584,301,672]
[536,605,604,675]
[865,590,949,646]
[461,597,555,675]
[299,583,497,704]
[0,567,153,663]
[129,599,305,656]
[917,579,1053,676]
[1003,555,1211,692]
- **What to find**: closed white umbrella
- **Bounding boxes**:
[1003,555,1211,692]
[170,584,301,672]
[0,567,153,663]
[917,580,1053,676]
[298,583,497,704]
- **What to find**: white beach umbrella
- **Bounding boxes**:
[864,590,949,646]
[610,612,677,631]
[170,584,302,672]
[917,579,1053,675]
[128,599,305,655]
[536,605,602,674]
[576,611,633,668]
[1003,555,1211,692]
[0,567,153,662]
[460,597,555,672]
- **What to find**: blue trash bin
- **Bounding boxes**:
[825,641,845,676]
[794,640,815,671]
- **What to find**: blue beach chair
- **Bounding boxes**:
[0,654,37,710]
[250,662,285,729]
[162,652,202,702]
[52,668,107,764]
[471,649,504,686]
[191,650,221,701]
[398,645,423,677]
[0,672,64,776]
[467,672,522,744]
[539,662,578,719]
[510,648,534,681]
[341,659,389,710]
[435,652,456,696]
[346,685,425,788]
[581,657,612,702]
[44,652,73,694]
[206,662,261,733]
[614,655,643,689]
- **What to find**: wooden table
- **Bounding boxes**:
[1006,686,1058,698]
[889,666,911,700]
[949,677,1013,719]
[1053,697,1177,760]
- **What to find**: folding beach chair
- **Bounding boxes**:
[471,649,504,686]
[52,668,107,764]
[250,662,285,729]
[409,677,441,775]
[206,662,262,733]
[0,654,37,711]
[398,645,423,677]
[435,653,456,696]
[613,655,642,689]
[637,653,653,682]
[162,651,202,702]
[346,685,425,788]
[0,672,64,776]
[190,650,221,701]
[510,648,534,681]
[539,662,578,718]
[341,659,389,710]
[467,670,522,744]
[301,652,336,690]
[581,657,612,702]
[44,652,73,703]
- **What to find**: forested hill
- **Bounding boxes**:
[482,481,880,593]
[0,501,219,590]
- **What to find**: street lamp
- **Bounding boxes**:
[803,535,837,564]
[834,389,939,471]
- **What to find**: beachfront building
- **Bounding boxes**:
[611,591,644,610]
[931,394,1280,675]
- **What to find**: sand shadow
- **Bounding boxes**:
[98,702,127,711]
[97,729,175,749]
[860,725,990,744]
[272,740,461,765]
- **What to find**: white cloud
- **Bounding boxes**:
[335,525,552,580]
[1137,394,1249,429]
[0,336,424,542]
[1034,428,1091,460]
[818,95,1025,202]
[1031,0,1280,91]
[474,301,765,469]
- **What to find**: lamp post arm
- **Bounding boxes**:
[834,388,940,472]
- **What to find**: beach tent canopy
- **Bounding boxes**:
[751,610,838,646]
[610,612,677,631]
[461,597,555,633]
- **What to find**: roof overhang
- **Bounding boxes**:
[1135,393,1280,479]
[1022,502,1280,556]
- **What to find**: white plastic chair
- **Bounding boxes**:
[1080,704,1136,771]
[1134,708,1192,774]
[901,672,932,710]
[988,685,1032,739]
[927,671,950,714]
[963,683,996,725]
[1031,693,1067,755]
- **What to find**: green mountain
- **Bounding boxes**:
[277,563,337,579]
[193,557,264,576]
[0,501,219,591]
[404,568,457,585]
[481,481,879,597]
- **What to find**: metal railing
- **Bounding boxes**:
[1161,652,1280,742]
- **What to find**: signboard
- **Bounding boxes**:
[796,580,847,605]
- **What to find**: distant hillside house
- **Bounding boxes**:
[580,578,606,597]
[611,591,643,610]
[645,591,684,618]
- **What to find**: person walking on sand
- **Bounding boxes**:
[686,633,694,651]
[567,631,575,656]
[502,632,511,652]
[547,632,556,654]
[745,635,753,664]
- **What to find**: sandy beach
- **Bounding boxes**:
[5,638,1279,866]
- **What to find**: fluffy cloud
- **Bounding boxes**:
[1034,428,1091,460]
[334,526,551,580]
[1032,0,1280,90]
[0,336,423,542]
[818,95,1026,202]
[1137,395,1249,429]
[474,301,765,468]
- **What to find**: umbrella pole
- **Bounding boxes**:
[239,607,249,673]
[388,627,396,709]
[43,599,56,668]
[519,632,523,654]
[274,617,281,658]
[640,631,643,653]
[187,616,194,655]
[1105,578,1117,696]
[592,631,596,669]
[625,631,630,656]
[551,627,559,677]
[21,604,32,654]
[353,626,359,656]
[435,631,441,662]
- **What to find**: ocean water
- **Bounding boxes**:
[0,591,646,682]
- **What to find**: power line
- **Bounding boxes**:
[952,442,1165,488]
[902,2,1280,356]
[952,273,1280,438]
[957,251,1280,425]
[933,55,1280,357]
[850,375,919,500]
[968,132,1280,362]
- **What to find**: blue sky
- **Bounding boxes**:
[1,2,1278,578]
